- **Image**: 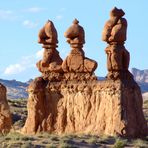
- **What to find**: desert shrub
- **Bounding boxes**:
[98,135,113,144]
[86,136,98,144]
[5,132,23,141]
[113,138,127,148]
[50,136,59,141]
[37,132,53,138]
[59,137,74,148]
[60,135,72,142]
[21,141,33,148]
[4,132,34,142]
[133,139,148,148]
[4,142,23,148]
[59,142,73,148]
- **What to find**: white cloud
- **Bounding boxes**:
[4,64,25,75]
[24,7,44,13]
[56,15,63,20]
[36,49,44,59]
[23,20,38,28]
[0,9,16,20]
[4,50,43,75]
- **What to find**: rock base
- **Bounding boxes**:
[22,79,147,138]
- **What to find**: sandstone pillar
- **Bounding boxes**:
[0,83,12,133]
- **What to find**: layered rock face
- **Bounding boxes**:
[22,13,147,138]
[22,79,147,137]
[0,83,12,133]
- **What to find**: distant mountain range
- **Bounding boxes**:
[0,68,148,99]
[131,68,148,93]
[131,68,148,83]
[0,79,31,99]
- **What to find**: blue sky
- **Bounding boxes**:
[0,0,148,82]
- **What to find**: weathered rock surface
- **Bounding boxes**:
[0,83,12,133]
[37,20,63,80]
[22,13,147,138]
[22,79,147,137]
[102,7,131,80]
[62,19,98,75]
[102,7,127,43]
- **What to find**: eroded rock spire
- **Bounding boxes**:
[62,19,97,80]
[36,20,63,81]
[0,83,12,133]
[102,7,132,80]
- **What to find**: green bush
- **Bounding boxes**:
[86,136,98,144]
[113,138,127,148]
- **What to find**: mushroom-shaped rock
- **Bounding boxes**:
[62,19,97,77]
[38,20,58,46]
[110,7,125,18]
[102,7,130,80]
[64,19,85,47]
[37,20,63,80]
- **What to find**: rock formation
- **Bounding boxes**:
[102,7,132,80]
[62,19,98,80]
[22,14,147,138]
[0,83,12,133]
[36,20,63,81]
[22,80,147,137]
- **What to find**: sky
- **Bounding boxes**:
[0,0,148,82]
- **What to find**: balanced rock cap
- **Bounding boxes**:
[45,20,58,43]
[64,18,85,44]
[110,7,125,18]
[38,19,58,45]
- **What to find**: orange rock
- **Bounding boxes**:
[62,19,97,75]
[84,58,98,73]
[102,7,130,80]
[109,18,127,43]
[22,17,147,138]
[0,83,12,133]
[21,77,47,134]
[22,80,147,137]
[37,20,63,80]
[38,20,58,45]
[102,7,127,43]
[64,19,85,46]
[37,49,63,73]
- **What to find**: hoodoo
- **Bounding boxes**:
[36,20,63,81]
[22,9,147,138]
[0,83,12,133]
